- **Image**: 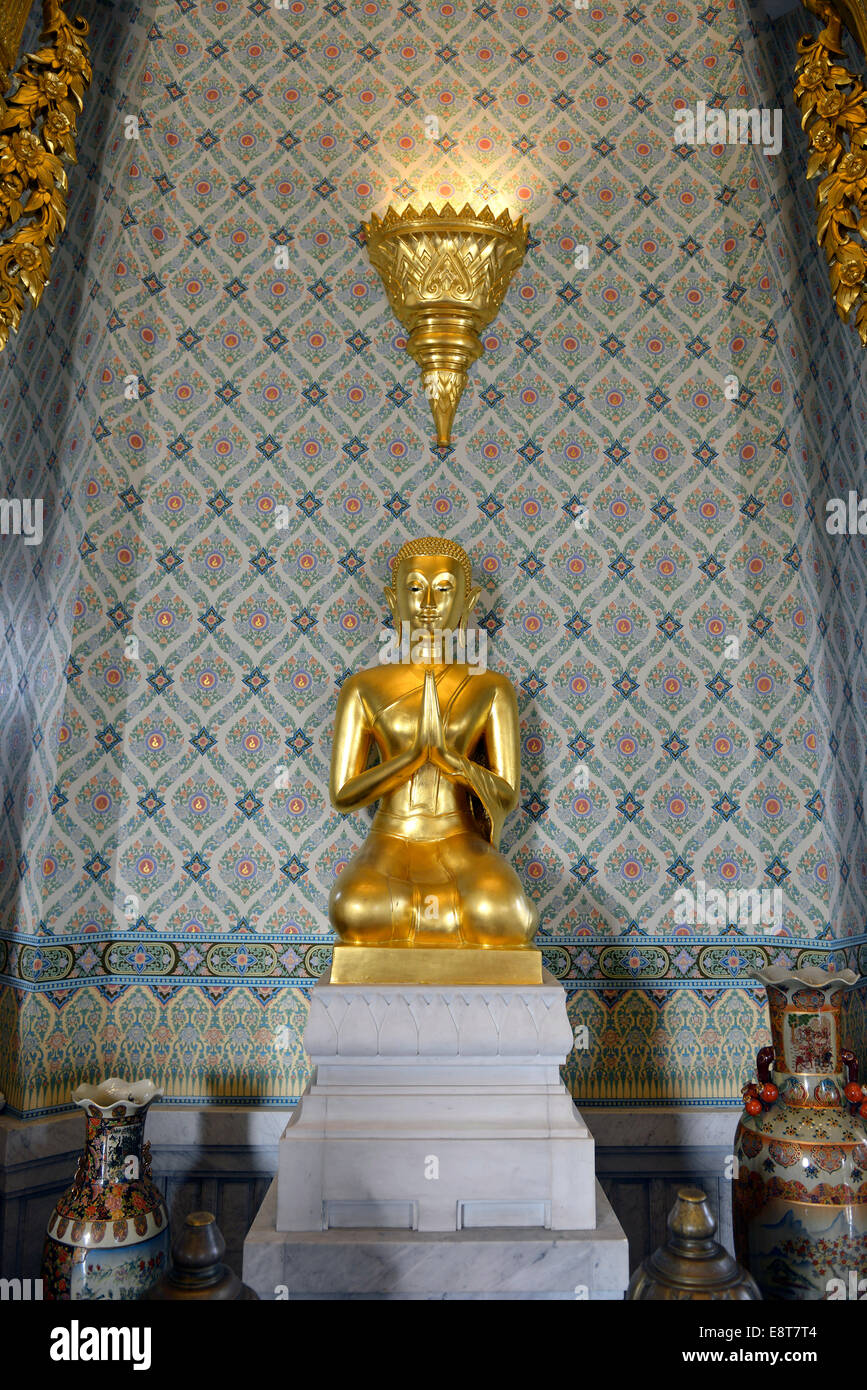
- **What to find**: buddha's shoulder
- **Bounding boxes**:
[475,669,518,702]
[340,666,409,700]
[453,667,517,707]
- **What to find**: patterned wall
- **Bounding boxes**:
[749,5,867,1064]
[1,0,865,1116]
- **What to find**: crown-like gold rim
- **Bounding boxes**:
[364,200,527,242]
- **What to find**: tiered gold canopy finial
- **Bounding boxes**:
[363,201,528,447]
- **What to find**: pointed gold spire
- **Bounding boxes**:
[363,201,528,447]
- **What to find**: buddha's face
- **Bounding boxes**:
[389,554,470,636]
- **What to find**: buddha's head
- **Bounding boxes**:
[386,536,481,637]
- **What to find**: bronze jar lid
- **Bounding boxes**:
[142,1211,258,1301]
[627,1187,761,1301]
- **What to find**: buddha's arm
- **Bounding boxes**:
[429,675,520,838]
[329,678,425,813]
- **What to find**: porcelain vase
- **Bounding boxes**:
[733,967,867,1300]
[41,1078,170,1300]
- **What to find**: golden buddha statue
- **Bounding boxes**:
[328,536,541,985]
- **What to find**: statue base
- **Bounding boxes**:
[244,1177,629,1299]
[273,967,597,1233]
[330,943,543,985]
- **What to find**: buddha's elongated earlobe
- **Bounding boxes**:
[384,585,397,622]
[460,584,481,633]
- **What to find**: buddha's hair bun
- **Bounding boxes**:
[392,535,472,589]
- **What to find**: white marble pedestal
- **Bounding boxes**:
[243,967,628,1297]
[244,1176,629,1299]
[276,968,596,1233]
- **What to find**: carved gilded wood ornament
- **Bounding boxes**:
[0,1,91,352]
[796,0,867,343]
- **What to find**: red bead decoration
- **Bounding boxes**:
[860,1102,867,1121]
[760,1084,779,1103]
[845,1082,863,1103]
[745,1098,763,1116]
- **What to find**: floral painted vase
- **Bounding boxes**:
[42,1078,170,1300]
[733,966,867,1300]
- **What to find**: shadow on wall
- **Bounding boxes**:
[0,1,137,929]
[0,2,142,1108]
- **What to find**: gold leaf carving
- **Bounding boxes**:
[0,1,92,352]
[363,202,527,445]
[796,1,867,342]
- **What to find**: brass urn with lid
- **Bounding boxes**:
[627,1187,761,1300]
[142,1211,258,1301]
